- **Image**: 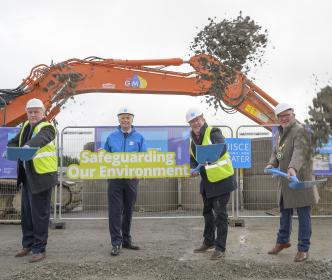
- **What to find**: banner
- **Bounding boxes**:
[66,149,190,179]
[0,127,20,178]
[313,136,332,176]
[225,138,252,168]
[95,126,190,165]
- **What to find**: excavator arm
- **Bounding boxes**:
[0,54,278,127]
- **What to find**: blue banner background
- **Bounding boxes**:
[95,126,190,165]
[0,127,20,178]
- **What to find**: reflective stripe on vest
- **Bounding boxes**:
[190,126,234,182]
[33,151,57,159]
[19,121,58,174]
[205,158,232,169]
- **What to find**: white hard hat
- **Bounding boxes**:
[26,98,44,109]
[117,106,134,116]
[186,107,203,123]
[275,103,293,116]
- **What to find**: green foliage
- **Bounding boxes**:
[61,155,79,167]
[305,86,332,149]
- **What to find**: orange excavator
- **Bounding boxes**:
[0,54,281,220]
[0,54,279,127]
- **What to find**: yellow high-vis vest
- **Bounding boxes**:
[19,121,57,174]
[190,127,234,182]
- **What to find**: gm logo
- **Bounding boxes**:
[124,74,147,89]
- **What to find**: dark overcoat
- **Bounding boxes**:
[268,122,319,208]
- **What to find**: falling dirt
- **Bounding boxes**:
[190,11,268,111]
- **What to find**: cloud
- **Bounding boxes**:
[1,0,331,129]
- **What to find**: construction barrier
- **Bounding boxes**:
[56,125,234,220]
[1,124,331,223]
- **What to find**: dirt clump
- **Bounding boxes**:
[190,11,268,111]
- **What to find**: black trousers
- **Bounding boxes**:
[21,182,52,254]
[202,192,230,252]
[108,179,138,247]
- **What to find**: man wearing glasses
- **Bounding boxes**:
[186,107,236,261]
[265,103,319,262]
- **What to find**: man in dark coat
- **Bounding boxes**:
[265,103,319,262]
[186,108,236,261]
[7,98,58,263]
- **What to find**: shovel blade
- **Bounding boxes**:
[289,178,327,189]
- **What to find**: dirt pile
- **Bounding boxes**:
[190,12,268,111]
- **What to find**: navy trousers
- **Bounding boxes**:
[21,182,52,254]
[277,198,312,252]
[202,192,230,252]
[107,179,138,247]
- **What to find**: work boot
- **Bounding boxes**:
[193,243,215,253]
[111,245,121,256]
[122,243,140,250]
[268,243,291,255]
[15,248,31,257]
[294,251,309,262]
[29,252,46,263]
[210,249,225,260]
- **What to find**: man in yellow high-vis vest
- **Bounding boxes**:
[186,108,236,261]
[7,98,58,263]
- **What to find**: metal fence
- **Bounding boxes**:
[55,125,235,220]
[0,181,58,223]
[1,124,331,223]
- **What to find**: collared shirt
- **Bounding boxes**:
[104,126,147,153]
[121,127,132,134]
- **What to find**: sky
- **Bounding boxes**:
[1,0,331,133]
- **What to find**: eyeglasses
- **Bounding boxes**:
[277,113,292,119]
[189,117,204,125]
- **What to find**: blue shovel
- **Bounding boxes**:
[265,168,327,189]
[6,147,39,161]
[190,143,225,175]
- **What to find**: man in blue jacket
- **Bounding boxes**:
[104,106,147,256]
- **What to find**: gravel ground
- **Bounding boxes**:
[1,218,332,280]
[2,257,332,280]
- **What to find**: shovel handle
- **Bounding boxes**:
[264,168,299,183]
[190,164,203,175]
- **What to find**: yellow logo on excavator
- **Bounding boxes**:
[124,74,147,89]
